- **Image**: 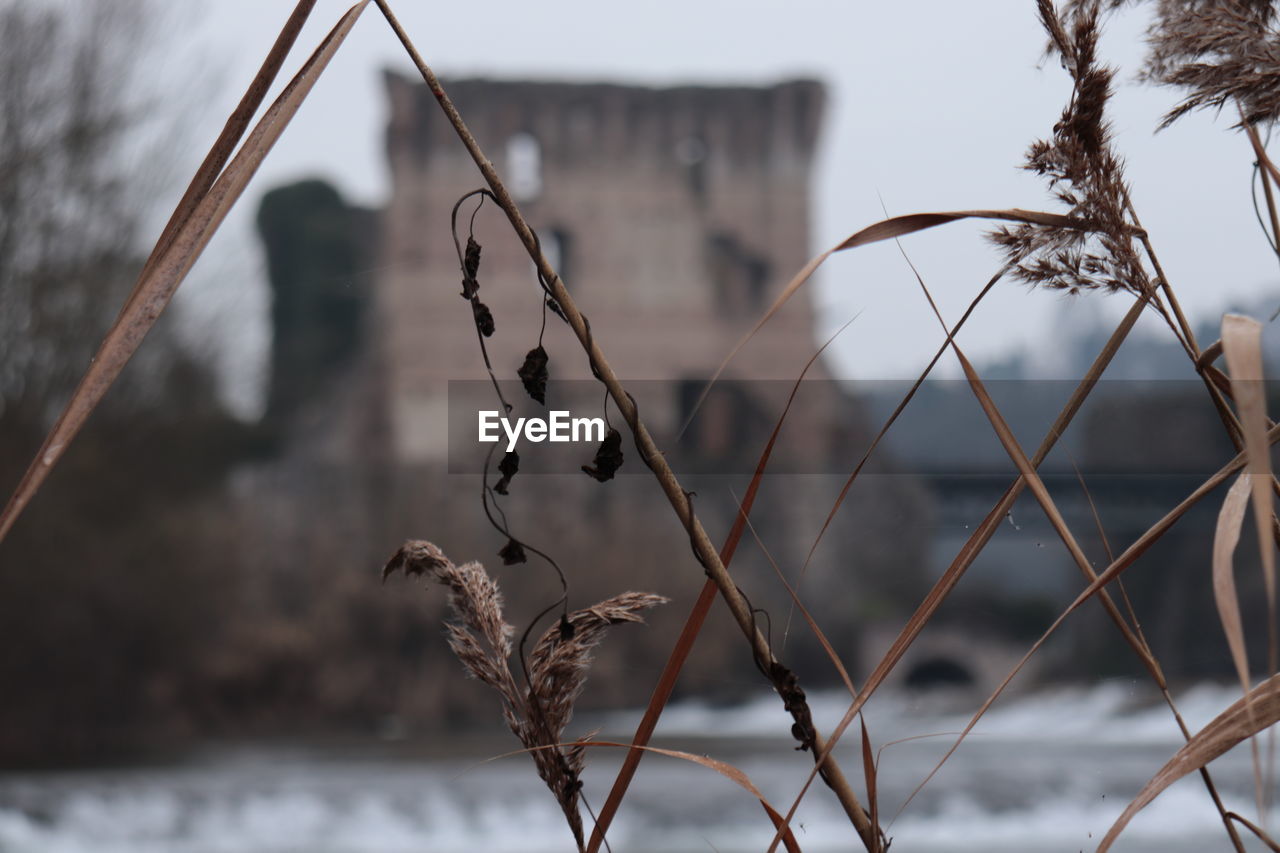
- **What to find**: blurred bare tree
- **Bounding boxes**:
[0,0,259,763]
[0,0,195,422]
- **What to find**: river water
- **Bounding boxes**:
[1,681,1276,852]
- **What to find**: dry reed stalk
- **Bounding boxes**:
[1065,2,1280,834]
[370,1,882,846]
[689,207,1128,432]
[786,269,1005,632]
[890,413,1280,845]
[1214,472,1268,818]
[587,319,857,852]
[1071,453,1242,830]
[1221,314,1279,819]
[979,4,1260,844]
[1244,119,1280,273]
[902,250,1166,679]
[0,0,365,544]
[759,186,1157,849]
[1100,673,1280,852]
[766,292,1175,853]
[383,540,666,852]
[800,237,1239,840]
[989,0,1148,295]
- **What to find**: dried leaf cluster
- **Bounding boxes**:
[461,235,497,337]
[517,344,549,404]
[581,427,624,482]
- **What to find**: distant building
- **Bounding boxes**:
[378,74,829,462]
[250,75,936,713]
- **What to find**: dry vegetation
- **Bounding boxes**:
[9,0,1280,850]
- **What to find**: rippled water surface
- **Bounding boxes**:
[2,682,1277,852]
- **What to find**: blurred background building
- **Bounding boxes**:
[0,1,1272,767]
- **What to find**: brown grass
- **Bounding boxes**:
[7,0,1280,851]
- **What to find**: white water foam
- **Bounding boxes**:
[4,683,1277,853]
[605,681,1266,745]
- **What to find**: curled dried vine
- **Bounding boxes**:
[449,189,575,683]
[451,189,511,412]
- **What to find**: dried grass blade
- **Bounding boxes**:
[1222,312,1277,815]
[1228,811,1280,853]
[952,345,1154,655]
[684,207,1120,432]
[1216,473,1255,699]
[891,329,1153,812]
[767,314,1269,853]
[1247,122,1280,189]
[1098,674,1280,853]
[1243,121,1280,266]
[899,429,1280,837]
[860,719,880,853]
[1222,315,1277,623]
[586,321,853,853]
[740,503,858,697]
[0,1,370,545]
[848,293,1143,703]
[378,13,872,834]
[902,242,1155,671]
[788,270,1002,639]
[1215,472,1265,816]
[572,742,800,853]
[1072,460,1151,655]
[133,0,318,291]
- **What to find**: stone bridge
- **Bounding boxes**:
[857,621,1043,695]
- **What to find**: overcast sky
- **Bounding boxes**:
[169,1,1280,414]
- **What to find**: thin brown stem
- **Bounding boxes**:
[371,1,877,847]
[1123,191,1245,449]
[1122,180,1251,853]
[1075,461,1246,853]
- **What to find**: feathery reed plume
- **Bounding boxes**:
[1142,0,1280,127]
[383,540,666,850]
[1065,0,1280,127]
[989,0,1149,295]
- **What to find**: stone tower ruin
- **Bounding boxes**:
[246,75,930,711]
[378,74,829,464]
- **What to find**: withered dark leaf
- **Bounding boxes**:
[518,345,549,405]
[581,428,624,482]
[461,236,481,300]
[464,235,481,280]
[475,301,495,337]
[498,538,527,565]
[494,450,520,495]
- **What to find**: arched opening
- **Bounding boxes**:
[904,657,975,689]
